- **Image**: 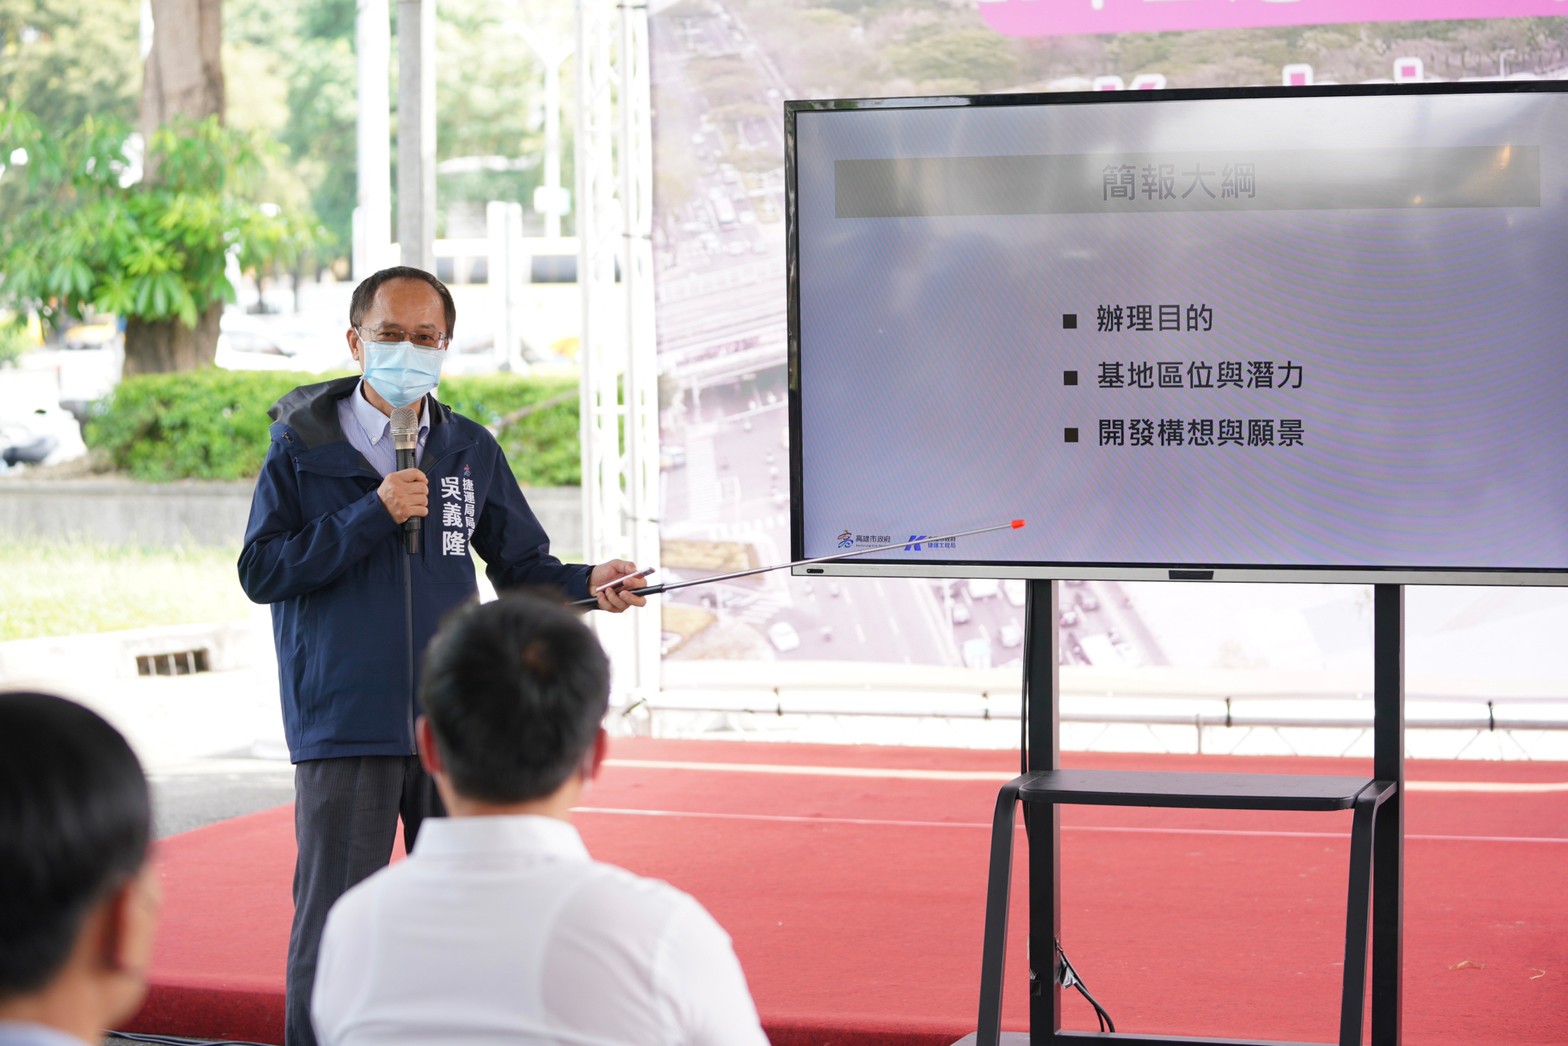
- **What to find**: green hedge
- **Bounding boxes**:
[441,373,581,488]
[85,368,582,486]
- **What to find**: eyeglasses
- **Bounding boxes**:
[356,326,451,351]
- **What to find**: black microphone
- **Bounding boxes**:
[390,405,421,555]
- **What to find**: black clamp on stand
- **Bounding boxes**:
[961,581,1405,1046]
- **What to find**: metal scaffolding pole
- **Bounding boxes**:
[576,0,660,709]
[354,0,392,278]
[396,0,436,272]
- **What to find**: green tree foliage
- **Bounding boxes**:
[262,0,361,264]
[222,0,324,257]
[884,27,1019,93]
[0,110,325,362]
[224,0,356,264]
[747,7,887,98]
[437,3,549,161]
[434,0,560,237]
[281,33,358,259]
[0,0,138,130]
[228,0,563,260]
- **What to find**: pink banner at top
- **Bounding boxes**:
[978,0,1567,39]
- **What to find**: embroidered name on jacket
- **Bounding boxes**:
[439,465,477,555]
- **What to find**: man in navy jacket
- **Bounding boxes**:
[238,266,646,1046]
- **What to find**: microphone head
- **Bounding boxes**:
[390,405,419,452]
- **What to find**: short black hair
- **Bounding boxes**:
[420,594,611,804]
[0,692,151,999]
[348,265,457,338]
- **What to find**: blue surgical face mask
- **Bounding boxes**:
[362,341,445,408]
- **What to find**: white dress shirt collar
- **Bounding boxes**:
[338,380,430,476]
[410,813,589,861]
[345,379,428,450]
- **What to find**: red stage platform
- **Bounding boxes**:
[127,740,1568,1045]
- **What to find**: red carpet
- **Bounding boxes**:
[127,741,1568,1045]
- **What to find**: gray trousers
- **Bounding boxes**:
[286,755,444,1046]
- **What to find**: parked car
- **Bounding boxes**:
[0,404,87,470]
[968,578,1000,600]
[767,620,801,653]
[61,314,120,351]
[215,313,345,373]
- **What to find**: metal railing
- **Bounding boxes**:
[634,661,1568,756]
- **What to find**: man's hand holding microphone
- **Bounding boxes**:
[377,468,429,526]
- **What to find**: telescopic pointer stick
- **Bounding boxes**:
[574,519,1026,607]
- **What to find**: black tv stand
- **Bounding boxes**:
[964,580,1405,1046]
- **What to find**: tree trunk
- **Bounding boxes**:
[140,0,224,145]
[122,303,222,377]
[135,0,224,371]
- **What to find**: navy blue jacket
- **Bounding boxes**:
[238,377,591,762]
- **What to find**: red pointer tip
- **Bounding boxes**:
[1011,519,1026,529]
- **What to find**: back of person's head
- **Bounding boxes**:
[0,691,153,1002]
[420,594,611,805]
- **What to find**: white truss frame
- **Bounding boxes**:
[576,0,660,710]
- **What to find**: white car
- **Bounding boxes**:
[767,620,801,652]
[214,313,349,374]
[968,578,1000,600]
[0,372,88,470]
[0,404,87,469]
[1003,579,1026,607]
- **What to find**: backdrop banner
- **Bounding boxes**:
[978,0,1568,39]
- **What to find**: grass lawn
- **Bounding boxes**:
[0,540,253,641]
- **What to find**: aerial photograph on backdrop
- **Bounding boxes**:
[646,1,1568,680]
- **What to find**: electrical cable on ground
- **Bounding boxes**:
[1057,938,1115,1034]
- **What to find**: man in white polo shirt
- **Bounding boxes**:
[311,593,767,1046]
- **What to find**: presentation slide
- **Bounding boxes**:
[791,87,1568,575]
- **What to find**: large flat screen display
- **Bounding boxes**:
[786,82,1568,585]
